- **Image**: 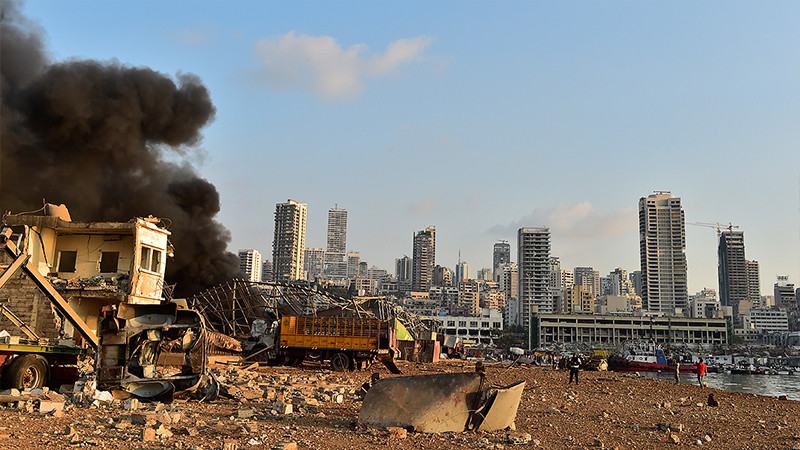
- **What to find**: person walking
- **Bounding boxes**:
[673,358,680,384]
[568,354,582,385]
[696,358,707,386]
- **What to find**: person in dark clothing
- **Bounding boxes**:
[568,354,582,385]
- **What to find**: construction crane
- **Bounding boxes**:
[687,222,740,236]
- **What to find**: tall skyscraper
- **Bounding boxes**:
[324,207,348,279]
[395,255,412,282]
[411,227,436,292]
[455,261,471,283]
[638,192,688,315]
[238,249,262,282]
[492,241,511,281]
[746,260,761,305]
[718,230,748,320]
[500,263,519,301]
[518,227,551,341]
[272,199,307,282]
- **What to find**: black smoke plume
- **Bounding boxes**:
[0,1,241,296]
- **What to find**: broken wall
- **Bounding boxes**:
[0,252,62,339]
[53,234,135,277]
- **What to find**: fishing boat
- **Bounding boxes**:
[607,341,698,373]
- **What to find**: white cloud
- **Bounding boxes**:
[490,202,637,239]
[251,32,432,100]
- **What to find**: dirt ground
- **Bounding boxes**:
[1,359,799,449]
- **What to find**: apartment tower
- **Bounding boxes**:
[411,227,436,292]
[324,207,348,279]
[718,230,747,320]
[492,241,511,281]
[272,199,307,282]
[638,192,688,314]
[238,249,262,282]
[518,227,551,344]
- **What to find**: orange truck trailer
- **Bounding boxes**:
[276,315,402,373]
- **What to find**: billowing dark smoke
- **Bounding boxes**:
[1,1,241,296]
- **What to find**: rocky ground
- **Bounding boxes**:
[1,359,799,449]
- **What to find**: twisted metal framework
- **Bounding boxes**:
[188,278,433,339]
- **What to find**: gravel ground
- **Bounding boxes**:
[1,359,798,449]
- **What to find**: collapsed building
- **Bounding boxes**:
[0,205,232,400]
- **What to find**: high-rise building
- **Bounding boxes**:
[412,227,436,292]
[630,271,643,297]
[346,252,361,279]
[607,268,635,296]
[774,276,796,308]
[238,249,262,282]
[304,247,325,280]
[638,192,688,315]
[433,265,453,287]
[261,260,273,282]
[477,268,493,281]
[323,207,348,279]
[574,267,600,298]
[746,260,761,306]
[272,199,307,282]
[458,279,481,316]
[500,263,519,302]
[455,261,471,283]
[395,256,412,282]
[492,241,511,281]
[718,231,748,320]
[518,227,551,341]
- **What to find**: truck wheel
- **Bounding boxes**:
[3,355,48,390]
[330,352,351,372]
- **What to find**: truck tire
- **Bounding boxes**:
[3,354,48,390]
[330,352,352,372]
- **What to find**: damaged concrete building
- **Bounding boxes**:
[1,205,228,399]
[0,205,172,344]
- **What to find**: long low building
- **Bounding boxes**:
[533,313,728,348]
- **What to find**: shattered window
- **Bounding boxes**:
[150,249,162,272]
[140,246,162,273]
[140,247,151,271]
[58,250,77,273]
[100,251,119,273]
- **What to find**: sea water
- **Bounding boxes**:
[640,371,800,401]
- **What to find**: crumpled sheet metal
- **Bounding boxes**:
[358,373,481,433]
[475,381,526,431]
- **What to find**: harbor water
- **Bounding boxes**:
[640,371,800,401]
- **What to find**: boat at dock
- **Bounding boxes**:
[607,341,698,373]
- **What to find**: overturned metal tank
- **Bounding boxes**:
[96,302,223,402]
[359,369,525,433]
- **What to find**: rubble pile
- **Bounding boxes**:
[0,358,798,449]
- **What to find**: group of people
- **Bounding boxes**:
[561,353,708,387]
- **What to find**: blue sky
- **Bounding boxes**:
[22,0,800,295]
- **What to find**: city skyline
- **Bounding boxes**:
[13,2,800,296]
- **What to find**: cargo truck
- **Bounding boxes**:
[273,315,402,373]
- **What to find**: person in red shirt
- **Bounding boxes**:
[696,358,707,386]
